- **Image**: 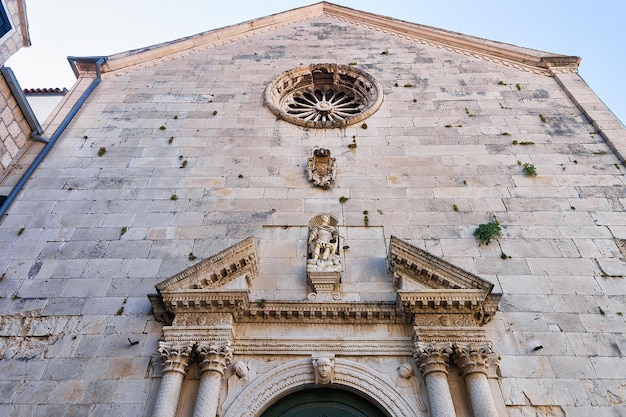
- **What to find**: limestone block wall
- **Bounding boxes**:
[0,75,31,172]
[0,14,625,417]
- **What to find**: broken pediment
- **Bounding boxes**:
[388,236,501,326]
[155,237,258,292]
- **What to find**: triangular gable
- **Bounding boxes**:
[155,236,258,292]
[85,2,578,79]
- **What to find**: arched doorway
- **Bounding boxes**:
[260,388,388,417]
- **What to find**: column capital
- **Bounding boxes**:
[195,341,234,376]
[158,341,194,375]
[413,341,453,377]
[454,342,499,377]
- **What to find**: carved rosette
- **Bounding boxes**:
[454,342,499,377]
[158,341,194,375]
[413,341,453,377]
[196,342,234,376]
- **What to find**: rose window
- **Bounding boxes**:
[264,64,383,128]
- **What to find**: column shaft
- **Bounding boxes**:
[464,372,498,417]
[153,371,185,417]
[423,371,456,417]
[192,371,223,417]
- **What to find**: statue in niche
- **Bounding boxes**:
[313,357,335,385]
[307,214,340,269]
[307,148,336,189]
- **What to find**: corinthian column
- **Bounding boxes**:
[192,341,233,417]
[153,341,194,417]
[414,341,456,417]
[454,343,499,417]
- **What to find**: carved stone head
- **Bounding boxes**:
[313,357,335,384]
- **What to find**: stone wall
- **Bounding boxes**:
[0,13,625,417]
[0,75,30,172]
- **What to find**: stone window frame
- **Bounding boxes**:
[264,63,383,129]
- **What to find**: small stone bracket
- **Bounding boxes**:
[307,269,341,300]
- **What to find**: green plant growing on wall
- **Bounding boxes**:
[17,226,25,236]
[348,138,357,149]
[173,115,178,119]
[170,194,178,201]
[188,252,197,261]
[403,83,414,88]
[98,147,106,157]
[159,125,166,130]
[348,62,357,66]
[453,204,459,212]
[523,163,537,177]
[120,226,127,236]
[339,196,349,204]
[180,160,188,169]
[539,114,546,123]
[213,111,218,116]
[465,108,475,117]
[168,137,174,144]
[516,83,522,91]
[473,218,502,245]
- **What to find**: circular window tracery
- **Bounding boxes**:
[264,63,383,128]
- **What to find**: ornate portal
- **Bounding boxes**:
[307,148,337,189]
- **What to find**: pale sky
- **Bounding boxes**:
[6,0,625,125]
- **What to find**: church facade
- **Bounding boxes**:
[1,3,625,417]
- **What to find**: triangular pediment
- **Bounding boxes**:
[77,2,579,79]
